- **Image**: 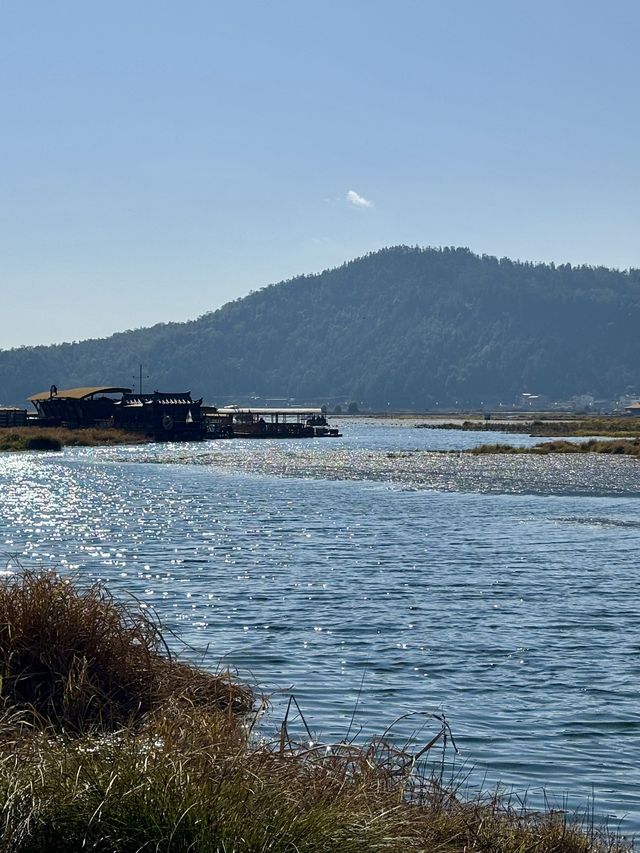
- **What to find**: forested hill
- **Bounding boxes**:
[2,246,640,409]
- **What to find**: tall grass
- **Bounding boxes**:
[1,706,622,853]
[0,570,252,731]
[472,438,640,457]
[0,427,148,452]
[0,570,628,852]
[0,431,62,451]
[419,418,640,438]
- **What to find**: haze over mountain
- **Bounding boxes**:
[2,246,640,410]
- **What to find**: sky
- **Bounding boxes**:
[1,0,640,348]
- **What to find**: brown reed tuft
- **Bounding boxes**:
[0,570,252,732]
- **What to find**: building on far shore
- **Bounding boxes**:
[26,385,206,440]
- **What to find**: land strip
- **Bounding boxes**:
[0,426,150,452]
[417,417,640,437]
[471,438,640,457]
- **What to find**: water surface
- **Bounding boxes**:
[1,421,638,834]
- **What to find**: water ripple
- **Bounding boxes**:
[1,423,639,832]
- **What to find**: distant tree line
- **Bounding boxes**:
[2,245,640,408]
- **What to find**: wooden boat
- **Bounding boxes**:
[26,386,207,441]
[217,406,341,438]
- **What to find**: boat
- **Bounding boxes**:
[216,406,341,438]
[26,386,207,441]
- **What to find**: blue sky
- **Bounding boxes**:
[2,0,639,348]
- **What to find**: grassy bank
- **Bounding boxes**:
[418,418,640,438]
[0,427,149,452]
[471,438,640,457]
[0,569,627,852]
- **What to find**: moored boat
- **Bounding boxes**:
[216,406,341,438]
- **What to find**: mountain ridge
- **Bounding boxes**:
[2,245,640,408]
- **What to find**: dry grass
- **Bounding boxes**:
[0,427,149,452]
[0,706,625,853]
[0,431,62,452]
[0,570,252,732]
[0,570,628,852]
[419,418,640,438]
[471,438,640,457]
[527,419,640,437]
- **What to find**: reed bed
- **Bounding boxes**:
[472,438,640,457]
[0,570,628,852]
[419,418,640,438]
[524,418,640,437]
[0,427,149,452]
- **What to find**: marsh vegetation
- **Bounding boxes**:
[471,438,640,457]
[0,427,148,452]
[418,417,640,438]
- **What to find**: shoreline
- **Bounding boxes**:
[415,416,640,438]
[0,568,629,852]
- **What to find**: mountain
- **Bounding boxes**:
[2,245,640,409]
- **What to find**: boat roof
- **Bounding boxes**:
[218,406,323,415]
[27,386,132,402]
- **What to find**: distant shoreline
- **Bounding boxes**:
[336,410,612,422]
[469,437,640,458]
[414,415,640,438]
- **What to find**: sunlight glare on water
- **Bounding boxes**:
[1,420,639,834]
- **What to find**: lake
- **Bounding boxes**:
[1,418,639,835]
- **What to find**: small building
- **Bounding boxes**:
[26,386,206,440]
[517,392,549,410]
[624,401,640,416]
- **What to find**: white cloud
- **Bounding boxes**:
[346,189,373,208]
